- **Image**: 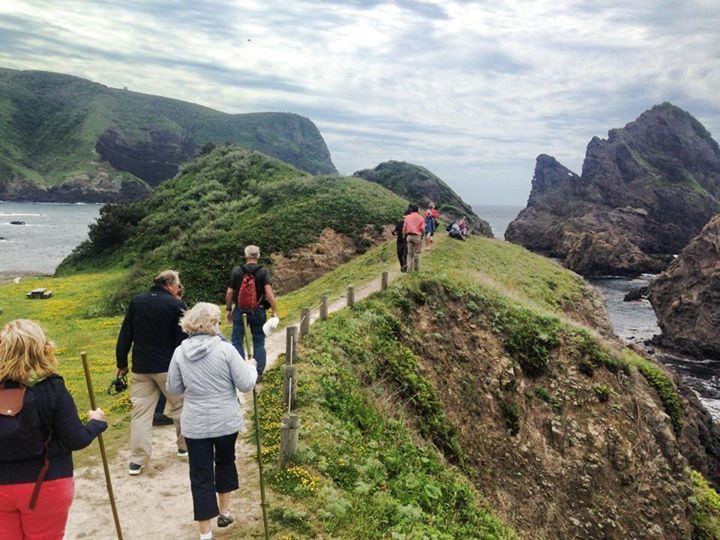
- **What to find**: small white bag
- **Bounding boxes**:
[262,316,280,336]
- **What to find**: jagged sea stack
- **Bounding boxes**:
[649,214,720,358]
[506,103,720,276]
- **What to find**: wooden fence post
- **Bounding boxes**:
[381,271,389,290]
[282,365,297,411]
[320,295,328,321]
[299,307,311,339]
[285,326,298,364]
[279,414,301,468]
[347,285,355,307]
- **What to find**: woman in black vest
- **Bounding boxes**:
[0,319,107,539]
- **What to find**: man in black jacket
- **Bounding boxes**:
[116,270,187,475]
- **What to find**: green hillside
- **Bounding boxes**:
[253,237,720,539]
[58,146,406,305]
[354,160,493,236]
[0,68,336,201]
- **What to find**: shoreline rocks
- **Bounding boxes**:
[649,214,720,359]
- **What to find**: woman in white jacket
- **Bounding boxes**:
[166,302,257,540]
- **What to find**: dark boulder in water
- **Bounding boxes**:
[623,285,649,301]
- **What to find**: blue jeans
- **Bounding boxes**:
[231,308,267,375]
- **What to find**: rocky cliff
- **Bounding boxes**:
[353,160,493,236]
[649,214,720,358]
[506,103,720,276]
[0,68,337,202]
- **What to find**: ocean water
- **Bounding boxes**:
[0,201,102,279]
[473,204,524,238]
[590,275,720,421]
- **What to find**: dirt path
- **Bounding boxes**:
[66,269,400,539]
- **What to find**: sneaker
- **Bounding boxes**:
[177,449,188,459]
[217,512,234,528]
[128,463,144,475]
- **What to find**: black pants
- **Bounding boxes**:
[396,241,407,272]
[186,432,239,521]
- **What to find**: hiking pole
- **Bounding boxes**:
[80,352,123,540]
[243,316,270,540]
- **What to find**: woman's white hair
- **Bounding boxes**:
[180,302,221,335]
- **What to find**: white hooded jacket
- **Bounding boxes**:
[166,334,257,439]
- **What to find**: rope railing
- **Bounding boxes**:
[277,272,393,468]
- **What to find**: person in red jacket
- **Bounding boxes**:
[402,204,425,271]
[0,319,107,540]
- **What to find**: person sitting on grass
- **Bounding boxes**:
[0,319,107,540]
[166,303,257,540]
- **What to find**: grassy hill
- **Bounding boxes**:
[0,68,336,202]
[254,236,720,539]
[354,160,493,236]
[58,146,407,305]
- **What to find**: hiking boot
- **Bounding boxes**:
[153,413,174,426]
[128,463,144,475]
[177,449,188,459]
[256,373,264,384]
[217,512,234,528]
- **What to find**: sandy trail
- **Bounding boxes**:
[66,270,399,539]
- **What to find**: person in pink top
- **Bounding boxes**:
[402,204,425,271]
[424,202,440,247]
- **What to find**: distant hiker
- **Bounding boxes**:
[225,245,277,382]
[392,208,411,272]
[424,202,439,247]
[403,204,425,271]
[0,320,107,538]
[166,303,257,540]
[116,269,188,476]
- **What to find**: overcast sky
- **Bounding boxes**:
[1,1,719,205]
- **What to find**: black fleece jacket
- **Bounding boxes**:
[0,376,107,484]
[116,285,187,374]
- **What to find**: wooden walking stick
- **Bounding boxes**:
[80,352,123,540]
[243,315,270,540]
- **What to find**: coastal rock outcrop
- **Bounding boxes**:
[353,161,493,236]
[649,214,720,358]
[506,103,720,276]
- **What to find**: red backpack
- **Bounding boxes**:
[236,265,261,311]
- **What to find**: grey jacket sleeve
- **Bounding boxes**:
[227,345,257,393]
[165,349,185,395]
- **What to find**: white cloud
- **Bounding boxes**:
[1,0,718,205]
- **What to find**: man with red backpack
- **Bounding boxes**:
[225,245,277,382]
